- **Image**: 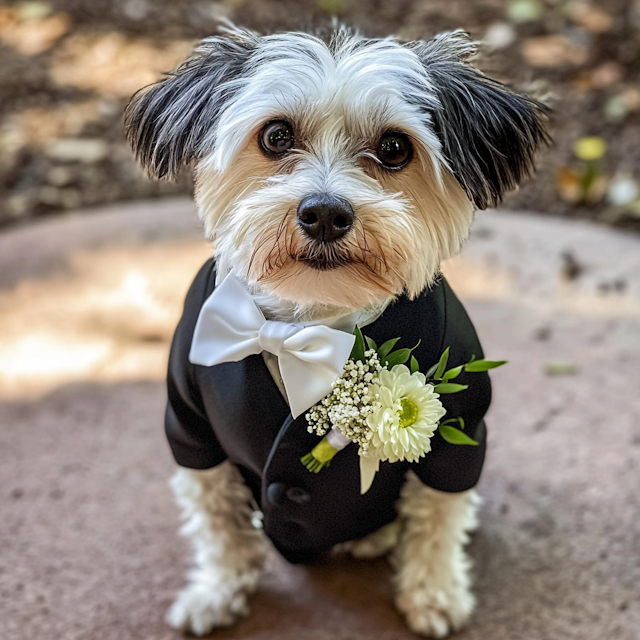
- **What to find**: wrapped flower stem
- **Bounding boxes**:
[301,428,351,473]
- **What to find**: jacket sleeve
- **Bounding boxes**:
[412,278,491,493]
[165,259,228,469]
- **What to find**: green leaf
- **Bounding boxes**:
[383,340,421,368]
[442,365,463,381]
[434,347,450,379]
[433,383,469,394]
[439,424,478,446]
[365,336,378,352]
[378,337,400,360]
[351,326,365,362]
[465,359,507,372]
[385,349,412,367]
[425,362,439,379]
[440,416,465,430]
[544,361,578,376]
[410,355,420,374]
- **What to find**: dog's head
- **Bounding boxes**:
[126,25,548,311]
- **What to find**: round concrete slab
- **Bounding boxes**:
[1,200,639,640]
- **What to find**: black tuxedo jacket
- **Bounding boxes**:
[166,259,491,563]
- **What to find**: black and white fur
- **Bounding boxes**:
[126,24,547,638]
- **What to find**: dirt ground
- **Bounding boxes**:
[1,0,640,229]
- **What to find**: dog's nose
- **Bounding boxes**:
[297,194,354,242]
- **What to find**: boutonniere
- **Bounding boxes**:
[301,327,506,494]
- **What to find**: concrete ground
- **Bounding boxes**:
[1,199,639,640]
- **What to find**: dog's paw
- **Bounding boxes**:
[333,521,402,559]
[395,584,475,638]
[166,582,250,636]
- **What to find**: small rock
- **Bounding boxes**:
[591,62,623,88]
[571,5,614,33]
[613,278,628,292]
[98,98,122,118]
[561,250,585,280]
[521,35,589,68]
[45,138,109,163]
[59,188,80,209]
[605,94,630,122]
[533,325,552,341]
[46,166,73,187]
[1,12,71,56]
[598,279,628,293]
[5,194,31,219]
[472,226,494,240]
[607,176,639,207]
[38,185,61,206]
[483,23,516,50]
[605,89,640,122]
[122,0,149,21]
[190,1,231,23]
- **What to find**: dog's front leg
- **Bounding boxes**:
[166,462,267,636]
[392,472,480,638]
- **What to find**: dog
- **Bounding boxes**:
[125,24,548,638]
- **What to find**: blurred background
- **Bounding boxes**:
[0,0,640,229]
[1,2,640,640]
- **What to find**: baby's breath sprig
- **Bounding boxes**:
[304,348,382,470]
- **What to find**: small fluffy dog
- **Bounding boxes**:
[126,24,548,638]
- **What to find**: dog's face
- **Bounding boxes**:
[126,27,548,311]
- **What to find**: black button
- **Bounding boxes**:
[286,487,310,504]
[266,482,286,506]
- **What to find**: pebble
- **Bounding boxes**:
[45,139,109,163]
[484,23,516,50]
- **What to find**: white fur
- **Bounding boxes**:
[332,519,402,559]
[392,473,480,637]
[166,463,267,635]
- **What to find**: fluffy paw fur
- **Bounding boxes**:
[167,464,267,635]
[333,520,402,558]
[392,473,480,638]
[167,578,251,635]
[395,580,476,638]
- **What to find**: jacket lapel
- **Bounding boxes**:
[200,353,291,475]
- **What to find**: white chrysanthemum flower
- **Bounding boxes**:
[366,364,446,463]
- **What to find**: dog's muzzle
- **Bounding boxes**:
[297,193,354,242]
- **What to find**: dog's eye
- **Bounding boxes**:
[260,121,295,155]
[376,132,412,169]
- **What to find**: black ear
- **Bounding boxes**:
[125,28,258,180]
[409,31,550,209]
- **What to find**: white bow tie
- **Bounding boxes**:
[189,274,356,419]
